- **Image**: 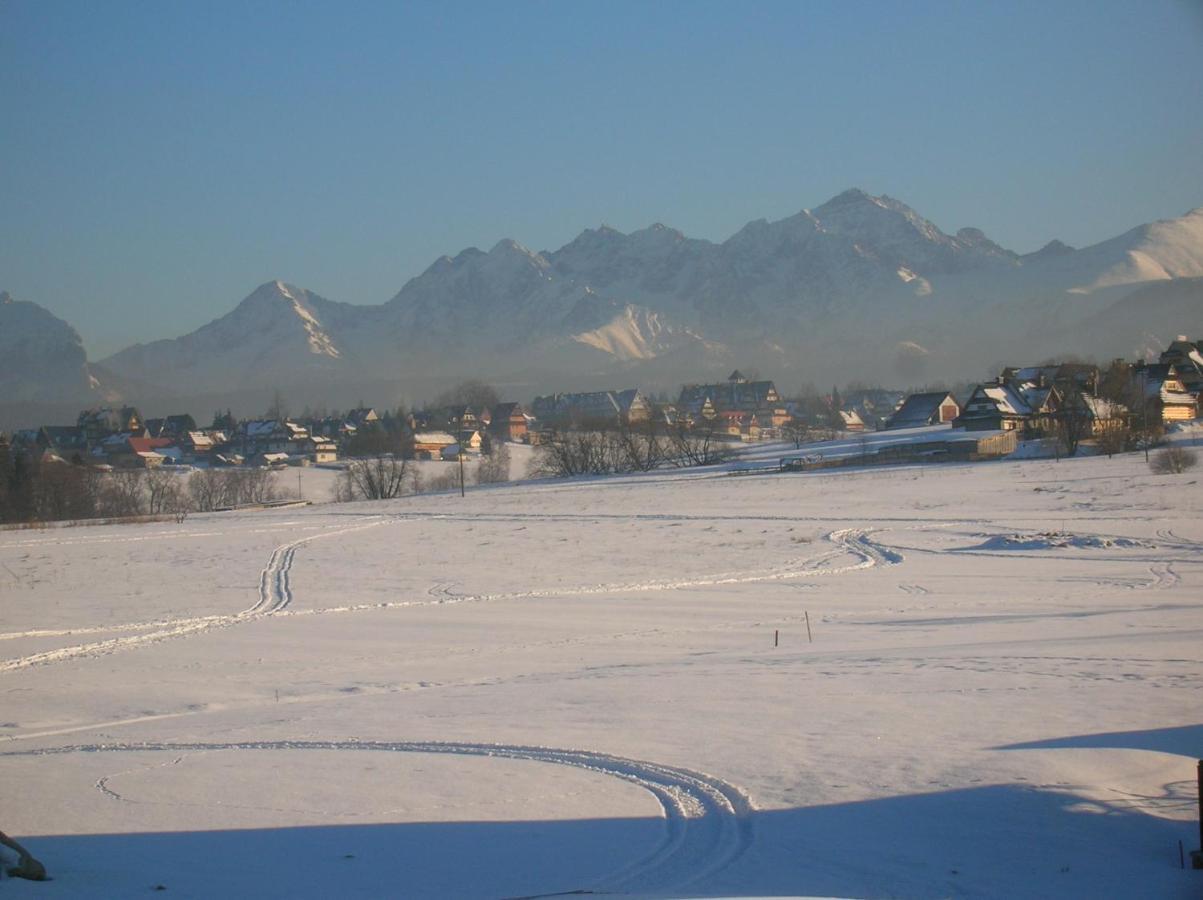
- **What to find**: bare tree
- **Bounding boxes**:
[614,419,666,472]
[1053,382,1092,457]
[666,418,732,467]
[189,469,232,512]
[1095,418,1132,458]
[476,441,511,484]
[1150,446,1197,474]
[186,468,278,510]
[29,462,96,522]
[783,419,811,449]
[433,379,500,411]
[532,427,627,477]
[336,456,411,500]
[423,468,464,493]
[266,389,289,422]
[98,469,147,518]
[232,468,279,505]
[145,468,187,515]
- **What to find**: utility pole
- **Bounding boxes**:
[1141,368,1149,464]
[458,444,465,498]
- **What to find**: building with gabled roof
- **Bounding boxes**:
[678,373,780,416]
[887,392,960,430]
[77,406,144,443]
[488,403,530,442]
[532,389,649,426]
[37,426,89,457]
[1132,362,1197,424]
[955,378,1060,433]
[1159,336,1203,397]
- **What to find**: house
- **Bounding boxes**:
[679,394,716,421]
[1132,363,1197,424]
[839,410,866,432]
[1159,337,1203,397]
[1001,363,1098,396]
[955,378,1060,433]
[614,389,651,423]
[111,436,177,468]
[36,426,90,460]
[887,392,960,430]
[717,410,748,438]
[1081,397,1127,435]
[412,431,458,459]
[346,407,380,429]
[842,388,907,430]
[251,451,291,469]
[181,431,215,459]
[309,436,338,463]
[531,390,648,426]
[78,406,144,444]
[678,372,781,417]
[241,420,308,456]
[458,430,483,452]
[488,403,529,442]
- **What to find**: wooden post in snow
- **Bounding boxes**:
[1192,759,1203,869]
[805,611,812,643]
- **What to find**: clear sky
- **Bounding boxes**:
[2,0,1202,357]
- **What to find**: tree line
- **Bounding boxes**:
[0,452,282,525]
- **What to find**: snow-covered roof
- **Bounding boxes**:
[414,431,457,444]
[981,385,1030,416]
[839,410,864,426]
[245,420,280,437]
[1083,397,1124,419]
[888,392,954,428]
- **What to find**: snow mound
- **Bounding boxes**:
[971,532,1156,551]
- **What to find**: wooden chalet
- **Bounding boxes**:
[955,378,1060,433]
[531,389,649,426]
[1159,337,1203,398]
[488,403,530,442]
[78,407,145,444]
[413,431,457,459]
[678,372,781,417]
[1132,363,1197,424]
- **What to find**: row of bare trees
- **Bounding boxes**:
[531,419,732,478]
[0,457,282,525]
[334,442,514,501]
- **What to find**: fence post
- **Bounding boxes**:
[1193,759,1203,869]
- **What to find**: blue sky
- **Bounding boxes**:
[2,0,1202,357]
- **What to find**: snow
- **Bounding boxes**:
[1,447,1200,898]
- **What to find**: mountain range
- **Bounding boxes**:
[4,189,1203,424]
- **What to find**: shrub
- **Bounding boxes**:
[1149,446,1198,474]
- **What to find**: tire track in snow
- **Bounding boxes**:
[0,519,389,672]
[10,739,754,895]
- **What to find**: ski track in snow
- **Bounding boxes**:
[284,526,903,617]
[1,522,902,672]
[7,739,754,895]
[0,518,390,672]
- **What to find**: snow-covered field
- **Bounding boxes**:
[1,445,1201,898]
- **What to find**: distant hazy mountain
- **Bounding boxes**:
[0,291,103,404]
[5,190,1203,421]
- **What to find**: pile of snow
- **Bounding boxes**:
[971,532,1157,551]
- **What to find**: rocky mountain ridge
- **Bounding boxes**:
[4,190,1203,419]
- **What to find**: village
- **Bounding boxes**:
[1,335,1201,524]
